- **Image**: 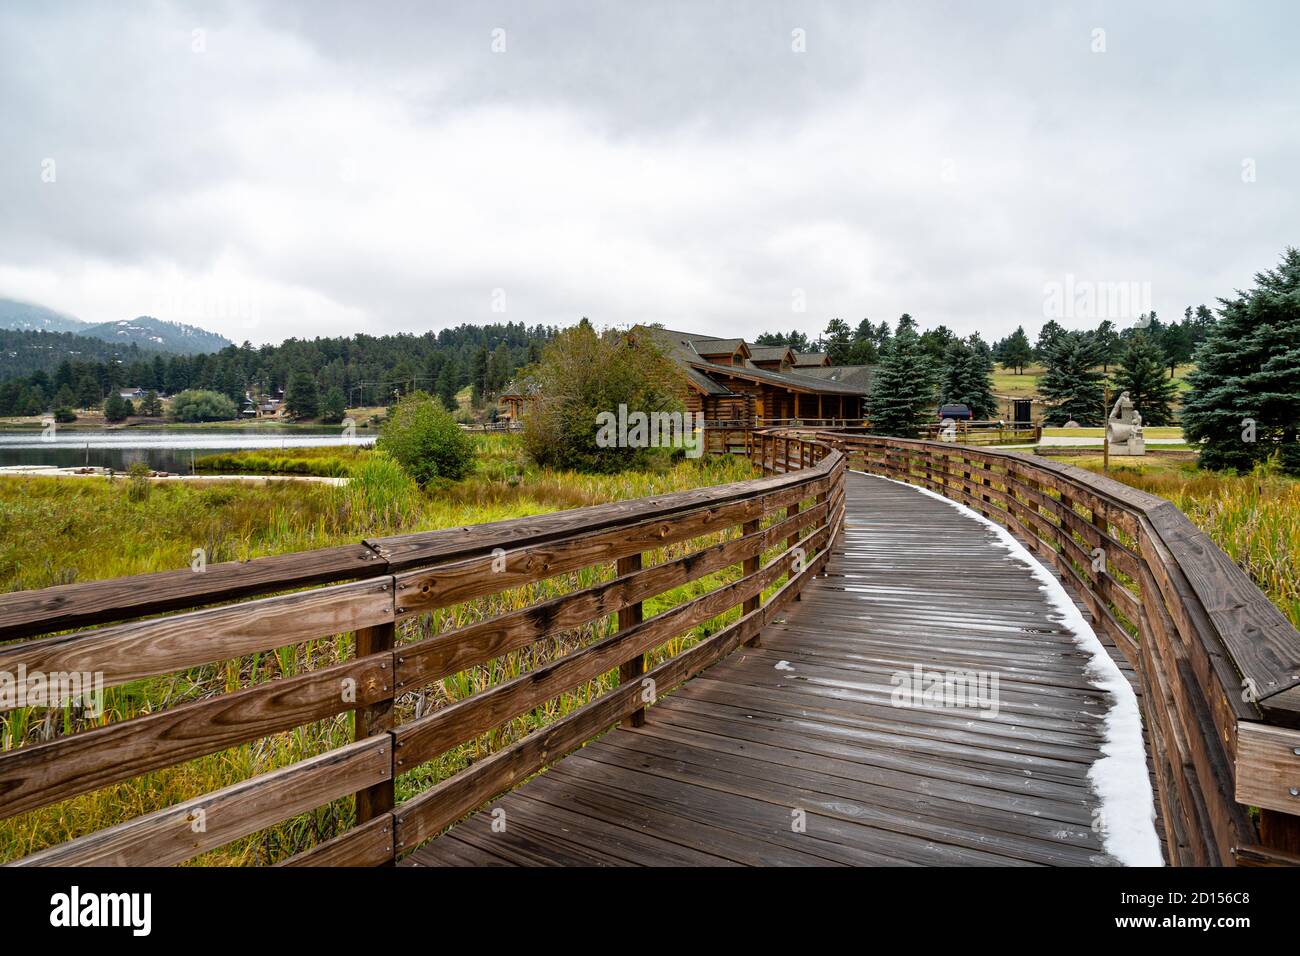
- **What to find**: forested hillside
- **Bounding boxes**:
[0,321,556,417]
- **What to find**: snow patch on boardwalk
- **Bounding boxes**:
[862,472,1163,867]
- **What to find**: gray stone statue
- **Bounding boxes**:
[1106,391,1146,456]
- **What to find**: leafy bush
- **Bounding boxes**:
[169,389,239,423]
[376,392,476,484]
[53,407,77,423]
[521,322,685,473]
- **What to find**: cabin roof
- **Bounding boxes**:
[630,325,873,397]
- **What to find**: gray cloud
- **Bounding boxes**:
[0,0,1296,345]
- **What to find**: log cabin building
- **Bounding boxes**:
[499,326,875,427]
[631,326,873,426]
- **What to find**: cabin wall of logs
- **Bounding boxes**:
[756,428,1300,867]
[0,437,843,866]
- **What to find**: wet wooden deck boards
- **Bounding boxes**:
[403,473,1135,867]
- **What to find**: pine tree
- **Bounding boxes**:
[139,390,163,417]
[1113,333,1178,426]
[470,346,489,407]
[940,336,999,420]
[285,370,319,419]
[320,386,347,424]
[104,392,130,422]
[1000,326,1033,374]
[1036,320,1066,361]
[1093,320,1121,372]
[821,318,852,364]
[1183,248,1300,473]
[435,359,459,412]
[1040,331,1105,425]
[866,325,937,437]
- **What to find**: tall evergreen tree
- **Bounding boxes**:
[919,325,955,364]
[821,318,853,364]
[320,386,347,424]
[285,369,320,418]
[1000,326,1033,374]
[470,345,489,407]
[1040,331,1105,425]
[866,325,937,437]
[1093,320,1122,372]
[1035,320,1066,360]
[1183,248,1300,473]
[1113,332,1179,426]
[940,336,998,420]
[435,358,460,412]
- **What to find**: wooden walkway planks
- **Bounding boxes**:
[403,473,1132,867]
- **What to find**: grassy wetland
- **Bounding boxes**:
[0,433,794,865]
[1055,453,1300,629]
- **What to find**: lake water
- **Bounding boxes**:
[0,429,376,473]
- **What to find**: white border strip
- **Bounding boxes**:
[855,471,1164,867]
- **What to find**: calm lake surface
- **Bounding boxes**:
[0,429,376,473]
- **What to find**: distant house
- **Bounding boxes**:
[244,391,286,419]
[118,387,145,401]
[631,326,874,424]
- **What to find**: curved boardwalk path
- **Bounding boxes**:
[405,473,1142,867]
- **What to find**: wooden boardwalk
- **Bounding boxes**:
[404,473,1132,867]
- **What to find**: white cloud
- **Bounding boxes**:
[0,1,1296,345]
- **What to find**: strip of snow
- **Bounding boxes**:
[774,660,795,671]
[857,471,1163,867]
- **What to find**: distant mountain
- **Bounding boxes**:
[0,297,85,334]
[78,316,232,354]
[0,299,231,355]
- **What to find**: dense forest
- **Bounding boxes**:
[0,322,556,417]
[0,305,1225,422]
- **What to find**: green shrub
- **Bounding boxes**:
[53,407,77,423]
[522,322,685,473]
[376,392,476,484]
[169,389,239,423]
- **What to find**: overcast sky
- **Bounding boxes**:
[1,0,1296,346]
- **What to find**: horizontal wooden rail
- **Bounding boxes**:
[10,422,1292,868]
[784,428,1300,867]
[0,434,843,866]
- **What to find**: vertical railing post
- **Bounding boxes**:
[617,553,647,727]
[787,495,802,601]
[353,620,396,855]
[742,517,763,646]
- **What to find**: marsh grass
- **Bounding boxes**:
[0,437,766,864]
[1064,454,1300,627]
[194,445,371,477]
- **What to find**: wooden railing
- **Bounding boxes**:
[759,428,1300,866]
[0,435,843,866]
[6,427,1298,867]
[916,420,1043,445]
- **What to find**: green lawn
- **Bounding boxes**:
[1040,426,1185,439]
